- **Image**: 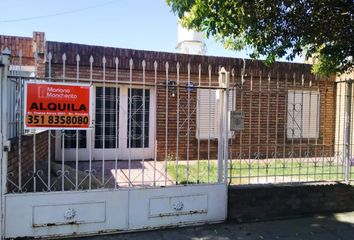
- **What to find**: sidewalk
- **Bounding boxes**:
[68,211,354,240]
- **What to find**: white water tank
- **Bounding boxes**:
[176,23,206,55]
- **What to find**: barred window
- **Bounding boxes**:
[287,90,320,139]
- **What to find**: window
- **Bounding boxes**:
[127,88,150,148]
[95,87,119,149]
[287,90,320,139]
[196,89,234,139]
[196,89,217,139]
[64,130,87,148]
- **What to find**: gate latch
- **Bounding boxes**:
[3,141,11,152]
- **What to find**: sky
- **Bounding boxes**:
[0,0,303,63]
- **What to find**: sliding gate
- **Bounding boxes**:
[0,49,228,238]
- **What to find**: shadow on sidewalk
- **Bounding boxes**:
[66,212,354,240]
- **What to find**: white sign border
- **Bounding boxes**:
[23,81,94,130]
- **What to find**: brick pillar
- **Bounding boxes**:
[32,31,46,78]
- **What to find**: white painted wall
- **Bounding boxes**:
[335,72,354,162]
[176,23,206,55]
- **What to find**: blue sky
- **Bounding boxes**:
[0,0,302,62]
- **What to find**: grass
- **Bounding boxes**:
[167,160,219,184]
[166,159,353,185]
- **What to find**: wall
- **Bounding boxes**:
[228,182,354,222]
[0,32,337,162]
[1,32,48,193]
[0,35,33,65]
[335,73,354,165]
[0,32,45,73]
[45,41,335,161]
[7,131,55,192]
[228,74,335,160]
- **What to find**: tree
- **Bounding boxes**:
[167,0,354,76]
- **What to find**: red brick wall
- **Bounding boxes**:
[1,35,335,164]
[1,32,48,192]
[0,35,33,65]
[0,31,45,74]
[45,41,335,161]
[0,33,337,194]
[227,75,335,160]
[155,73,335,161]
[7,131,55,193]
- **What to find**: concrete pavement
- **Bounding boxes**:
[66,211,354,240]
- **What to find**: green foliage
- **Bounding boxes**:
[166,0,354,75]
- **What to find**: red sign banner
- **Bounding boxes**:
[24,82,93,129]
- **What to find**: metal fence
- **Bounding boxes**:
[3,49,231,194]
[227,73,353,185]
[2,48,353,194]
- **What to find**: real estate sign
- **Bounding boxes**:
[24,82,93,129]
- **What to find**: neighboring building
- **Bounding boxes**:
[335,71,354,160]
[1,32,336,165]
[306,55,354,162]
[176,23,206,55]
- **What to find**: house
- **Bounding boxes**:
[0,31,337,160]
[1,30,348,239]
[0,31,338,189]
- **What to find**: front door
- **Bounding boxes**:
[56,85,155,161]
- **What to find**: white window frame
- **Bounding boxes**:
[56,84,156,161]
[287,90,320,139]
[196,88,234,139]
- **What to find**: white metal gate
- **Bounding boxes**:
[0,48,228,238]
